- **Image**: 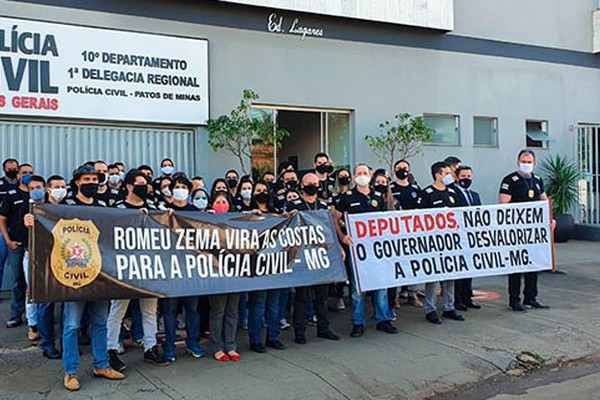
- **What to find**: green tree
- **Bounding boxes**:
[206,90,289,175]
[365,113,434,173]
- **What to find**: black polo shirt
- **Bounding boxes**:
[234,196,254,212]
[419,185,459,209]
[286,197,328,212]
[390,182,421,210]
[499,171,545,203]
[0,188,30,245]
[168,202,198,211]
[113,199,156,210]
[335,188,385,215]
[62,196,107,207]
[317,176,336,205]
[0,176,18,199]
[97,186,125,207]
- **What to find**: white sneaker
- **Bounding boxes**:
[117,342,125,355]
[336,298,346,310]
[279,319,291,330]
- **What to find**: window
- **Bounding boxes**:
[424,114,460,145]
[526,120,551,149]
[473,117,498,147]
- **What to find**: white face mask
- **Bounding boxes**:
[442,174,455,186]
[50,188,67,202]
[108,174,121,185]
[118,171,125,181]
[161,166,175,175]
[355,175,370,187]
[241,188,252,200]
[519,163,534,174]
[173,188,189,202]
[193,198,208,209]
[161,187,172,198]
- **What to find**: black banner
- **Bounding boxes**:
[29,205,346,302]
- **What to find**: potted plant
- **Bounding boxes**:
[540,155,580,243]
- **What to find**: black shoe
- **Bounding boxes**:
[108,349,127,372]
[250,343,267,353]
[350,324,365,338]
[317,331,340,341]
[5,317,22,328]
[144,345,171,366]
[465,301,481,309]
[455,303,468,311]
[266,340,286,350]
[42,347,62,359]
[376,321,398,334]
[510,302,527,312]
[294,335,307,345]
[425,312,442,325]
[442,310,465,321]
[524,299,549,309]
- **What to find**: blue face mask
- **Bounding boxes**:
[193,197,208,209]
[30,188,46,202]
[22,174,32,185]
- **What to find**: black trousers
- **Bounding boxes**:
[508,272,538,304]
[293,284,330,336]
[454,278,473,306]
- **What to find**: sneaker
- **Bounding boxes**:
[92,367,125,380]
[28,325,40,341]
[117,342,126,355]
[144,345,171,366]
[376,321,398,334]
[187,346,206,359]
[108,349,127,372]
[510,302,527,312]
[350,324,365,338]
[279,319,291,330]
[524,299,549,309]
[163,349,176,363]
[63,374,80,391]
[132,339,144,348]
[335,298,346,310]
[305,316,317,326]
[238,320,248,330]
[6,317,22,328]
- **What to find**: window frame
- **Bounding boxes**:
[423,113,461,147]
[473,116,499,148]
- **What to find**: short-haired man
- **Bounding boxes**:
[314,152,335,205]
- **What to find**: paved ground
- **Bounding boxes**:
[0,240,599,399]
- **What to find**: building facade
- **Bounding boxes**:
[1,0,600,213]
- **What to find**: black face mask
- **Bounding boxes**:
[395,169,409,180]
[133,184,148,199]
[316,164,334,175]
[79,183,98,198]
[5,170,18,180]
[226,178,238,189]
[374,184,388,194]
[303,185,319,196]
[338,176,350,186]
[458,178,472,189]
[285,180,298,191]
[255,192,270,204]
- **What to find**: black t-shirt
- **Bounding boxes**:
[335,188,385,215]
[419,185,459,209]
[168,202,199,211]
[234,196,254,212]
[113,199,157,210]
[286,197,328,212]
[0,188,30,244]
[0,176,19,199]
[499,171,545,203]
[62,195,107,207]
[390,181,421,210]
[317,176,336,204]
[97,186,125,207]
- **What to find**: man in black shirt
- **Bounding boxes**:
[420,161,465,324]
[499,149,551,311]
[0,158,20,293]
[333,163,398,338]
[314,152,336,205]
[287,172,340,344]
[1,163,34,328]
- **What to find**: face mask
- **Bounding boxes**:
[79,183,98,198]
[255,192,269,204]
[442,174,455,186]
[99,174,108,186]
[374,184,388,194]
[458,178,472,189]
[285,180,298,191]
[395,169,409,180]
[241,188,252,200]
[133,185,148,200]
[213,203,229,213]
[303,185,319,196]
[355,175,370,187]
[173,188,189,202]
[5,170,18,180]
[316,164,330,174]
[226,178,238,189]
[161,166,175,175]
[118,171,125,181]
[108,175,121,185]
[519,163,534,174]
[50,188,67,202]
[30,188,46,202]
[193,197,208,209]
[161,187,172,197]
[338,176,350,186]
[22,174,32,185]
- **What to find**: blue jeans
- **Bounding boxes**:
[278,288,290,321]
[248,290,280,344]
[62,301,109,374]
[38,302,57,353]
[118,299,144,343]
[0,235,8,289]
[238,292,248,324]
[349,258,391,325]
[7,246,26,320]
[162,297,201,353]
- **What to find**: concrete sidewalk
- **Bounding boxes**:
[0,240,598,400]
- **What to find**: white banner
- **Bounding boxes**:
[346,201,553,292]
[0,17,208,124]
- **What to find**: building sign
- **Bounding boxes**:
[267,13,324,39]
[0,17,209,125]
[221,0,454,31]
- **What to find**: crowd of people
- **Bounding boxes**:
[0,149,550,391]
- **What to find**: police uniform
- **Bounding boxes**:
[317,176,336,205]
[233,196,254,212]
[419,185,459,209]
[499,171,545,308]
[97,186,125,207]
[390,181,421,211]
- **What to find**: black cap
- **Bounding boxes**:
[73,165,105,182]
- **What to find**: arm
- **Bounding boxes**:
[0,215,20,249]
[499,193,512,204]
[331,207,353,247]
